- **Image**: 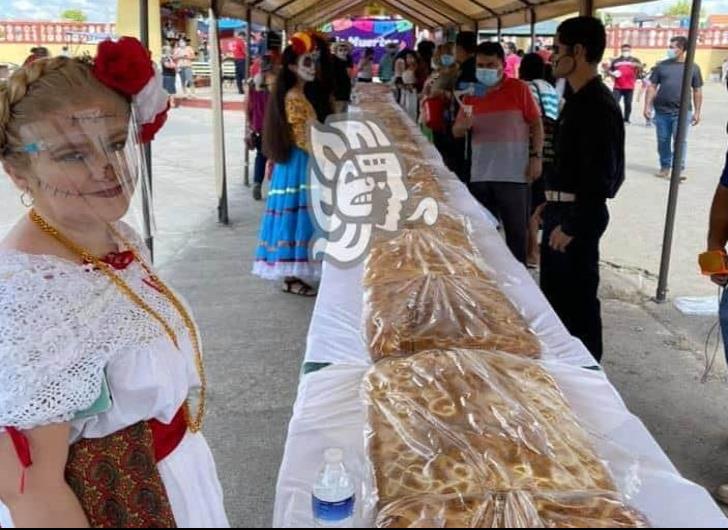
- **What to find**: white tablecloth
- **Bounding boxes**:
[274,96,727,528]
[274,364,727,528]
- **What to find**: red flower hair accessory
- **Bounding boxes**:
[290,32,314,56]
[92,36,170,143]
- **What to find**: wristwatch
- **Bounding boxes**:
[529,152,543,159]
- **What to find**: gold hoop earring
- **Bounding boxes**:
[20,190,35,208]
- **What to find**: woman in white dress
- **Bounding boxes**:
[0,38,229,528]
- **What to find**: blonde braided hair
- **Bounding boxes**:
[0,56,128,163]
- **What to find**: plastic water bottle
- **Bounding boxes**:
[312,448,356,528]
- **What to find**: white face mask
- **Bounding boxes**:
[297,54,316,82]
[622,50,631,58]
[336,50,348,60]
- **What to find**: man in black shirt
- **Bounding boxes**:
[541,17,625,363]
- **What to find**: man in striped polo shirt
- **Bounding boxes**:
[453,41,544,265]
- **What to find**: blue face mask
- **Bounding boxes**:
[667,48,678,60]
[476,67,501,87]
[440,54,455,67]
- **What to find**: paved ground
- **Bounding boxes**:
[603,82,728,299]
[2,82,728,526]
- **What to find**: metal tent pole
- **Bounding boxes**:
[140,0,154,260]
[244,6,253,188]
[655,0,702,302]
[210,2,230,225]
[530,8,536,52]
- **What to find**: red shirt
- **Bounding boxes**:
[611,56,642,90]
[458,77,540,183]
[505,54,521,79]
[230,37,247,60]
[250,57,262,77]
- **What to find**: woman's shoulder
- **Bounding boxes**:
[0,248,94,309]
[286,89,314,110]
[285,88,306,101]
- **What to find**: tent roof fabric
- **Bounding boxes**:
[185,0,650,31]
[480,19,560,35]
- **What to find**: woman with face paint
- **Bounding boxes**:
[0,41,229,528]
[254,33,321,297]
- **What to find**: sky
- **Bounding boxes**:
[603,0,727,14]
[3,0,117,22]
[2,0,728,22]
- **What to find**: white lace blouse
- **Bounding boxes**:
[0,225,230,528]
[0,224,201,440]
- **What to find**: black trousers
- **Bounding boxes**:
[251,133,267,185]
[540,202,609,363]
[469,181,529,265]
[451,132,472,184]
[433,130,457,174]
[235,59,247,94]
[613,88,634,123]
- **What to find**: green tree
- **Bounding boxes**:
[666,0,690,16]
[665,0,705,18]
[61,9,88,23]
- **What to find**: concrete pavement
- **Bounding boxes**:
[603,82,728,300]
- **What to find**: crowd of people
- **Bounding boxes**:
[239,21,627,364]
[160,35,198,100]
[241,20,710,366]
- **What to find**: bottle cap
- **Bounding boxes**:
[324,448,344,464]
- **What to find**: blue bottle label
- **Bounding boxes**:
[312,494,355,522]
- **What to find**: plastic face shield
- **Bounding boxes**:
[14,103,154,234]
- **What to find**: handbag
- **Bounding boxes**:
[422,95,447,133]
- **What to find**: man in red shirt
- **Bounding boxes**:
[230,29,248,94]
[453,41,544,264]
[609,43,643,123]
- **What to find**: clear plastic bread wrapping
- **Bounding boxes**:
[363,349,649,527]
[364,228,490,286]
[364,275,541,360]
[375,491,649,528]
